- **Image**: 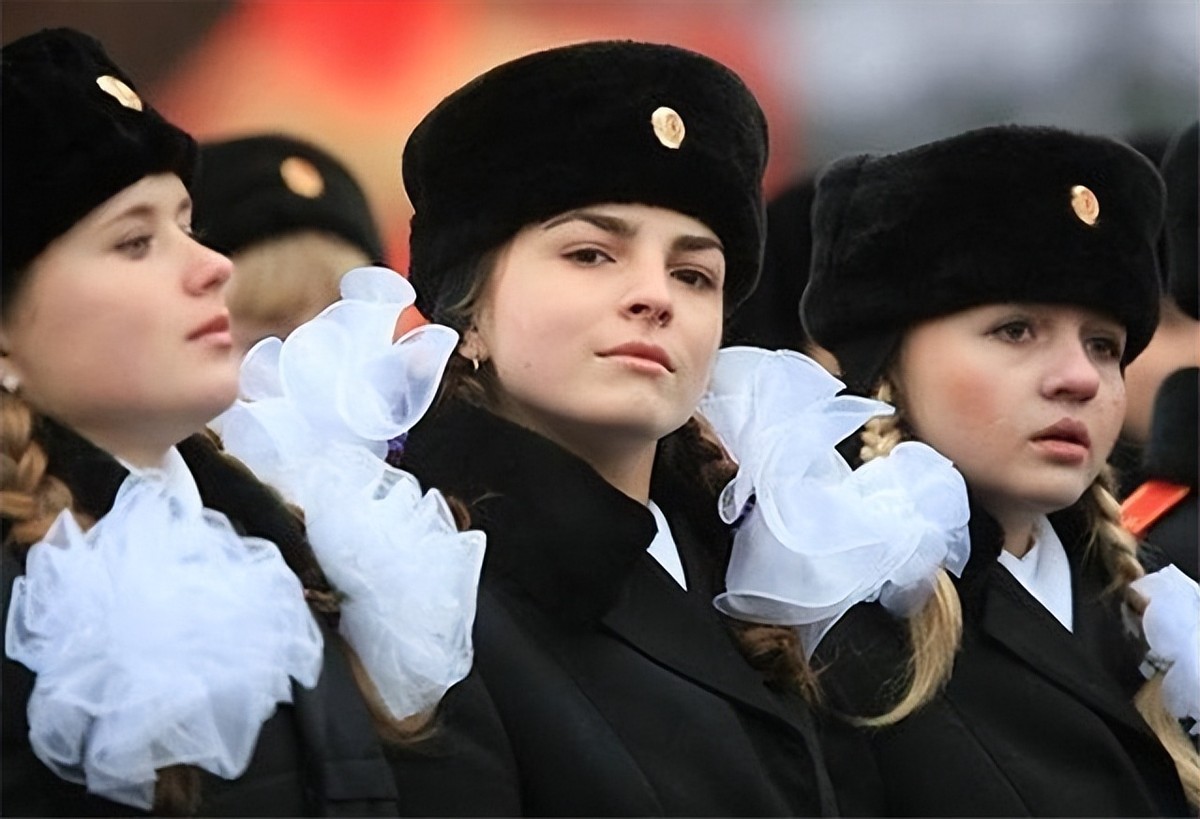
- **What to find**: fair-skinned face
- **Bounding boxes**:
[0,173,238,468]
[894,303,1127,551]
[465,203,726,500]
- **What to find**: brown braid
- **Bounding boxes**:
[0,392,84,550]
[2,393,203,812]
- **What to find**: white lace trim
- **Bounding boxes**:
[698,347,971,656]
[217,266,485,721]
[5,469,323,809]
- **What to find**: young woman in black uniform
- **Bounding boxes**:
[396,40,836,817]
[0,28,491,816]
[783,125,1199,816]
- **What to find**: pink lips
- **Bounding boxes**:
[1031,418,1091,462]
[599,341,674,372]
[188,313,231,343]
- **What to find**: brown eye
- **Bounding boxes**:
[565,248,613,266]
[992,321,1033,343]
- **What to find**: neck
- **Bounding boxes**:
[566,436,658,503]
[987,505,1039,558]
[75,423,179,471]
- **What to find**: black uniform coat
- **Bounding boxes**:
[2,422,402,817]
[400,401,837,817]
[814,499,1189,817]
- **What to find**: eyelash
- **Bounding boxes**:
[992,319,1123,360]
[116,234,153,258]
[564,247,613,266]
[991,319,1033,343]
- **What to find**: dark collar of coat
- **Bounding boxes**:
[401,400,696,625]
[958,492,1154,738]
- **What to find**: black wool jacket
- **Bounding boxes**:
[400,401,837,817]
[814,499,1190,817]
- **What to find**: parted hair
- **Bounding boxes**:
[854,376,1200,807]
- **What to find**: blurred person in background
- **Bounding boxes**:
[193,134,386,352]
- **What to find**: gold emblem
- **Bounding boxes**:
[651,106,685,149]
[279,156,325,198]
[96,75,142,111]
[1070,185,1099,226]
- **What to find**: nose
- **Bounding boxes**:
[184,238,233,296]
[621,259,673,327]
[1040,338,1101,402]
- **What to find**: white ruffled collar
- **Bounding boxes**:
[698,346,971,657]
[217,266,485,722]
[6,458,324,809]
[115,446,202,516]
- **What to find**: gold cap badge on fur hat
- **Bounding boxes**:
[651,106,685,149]
[96,74,142,111]
[1070,184,1099,225]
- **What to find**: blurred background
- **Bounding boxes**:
[5,0,1197,271]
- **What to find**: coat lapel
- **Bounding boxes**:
[602,518,822,742]
[975,563,1153,739]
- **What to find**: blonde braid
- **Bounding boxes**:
[854,378,963,727]
[1084,468,1200,808]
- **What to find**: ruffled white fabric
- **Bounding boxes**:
[698,347,971,656]
[1129,565,1200,734]
[5,474,323,810]
[217,266,485,722]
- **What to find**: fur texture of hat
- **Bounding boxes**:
[1159,122,1198,319]
[723,175,817,350]
[193,134,385,262]
[1,28,196,298]
[402,40,768,327]
[801,124,1166,392]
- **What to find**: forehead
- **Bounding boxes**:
[538,203,720,240]
[946,302,1127,329]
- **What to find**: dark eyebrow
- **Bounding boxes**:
[673,234,724,255]
[542,210,723,256]
[541,210,636,237]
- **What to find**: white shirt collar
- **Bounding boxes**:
[646,500,688,590]
[996,515,1074,631]
[116,446,204,517]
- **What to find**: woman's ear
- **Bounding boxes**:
[458,326,489,368]
[0,328,23,394]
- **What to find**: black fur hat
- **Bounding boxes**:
[193,134,385,263]
[1,28,196,299]
[801,124,1166,392]
[723,175,817,350]
[402,40,769,327]
[1159,122,1198,319]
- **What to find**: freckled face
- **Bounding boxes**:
[894,303,1127,523]
[468,203,726,453]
